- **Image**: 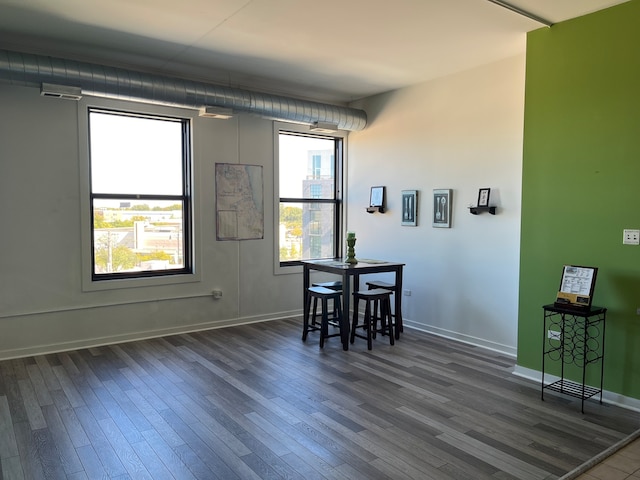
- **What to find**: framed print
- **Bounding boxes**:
[433,189,452,228]
[477,188,491,207]
[370,186,385,207]
[555,265,598,309]
[401,190,418,226]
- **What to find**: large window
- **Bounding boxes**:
[278,131,342,265]
[88,108,192,280]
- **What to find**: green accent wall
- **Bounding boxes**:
[518,0,640,397]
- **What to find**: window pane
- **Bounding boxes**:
[278,201,335,262]
[279,134,334,199]
[90,111,184,195]
[279,202,303,261]
[93,199,184,273]
[303,203,335,259]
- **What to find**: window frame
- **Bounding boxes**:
[274,122,345,274]
[78,97,201,291]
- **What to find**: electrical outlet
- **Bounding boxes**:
[403,289,412,296]
[548,330,561,340]
[623,229,640,245]
[212,289,223,299]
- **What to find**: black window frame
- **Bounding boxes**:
[88,107,193,281]
[278,130,343,267]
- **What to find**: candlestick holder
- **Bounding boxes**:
[345,237,357,264]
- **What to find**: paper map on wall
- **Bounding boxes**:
[215,163,264,240]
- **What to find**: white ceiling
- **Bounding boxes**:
[0,0,629,104]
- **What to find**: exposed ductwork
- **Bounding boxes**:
[0,49,367,131]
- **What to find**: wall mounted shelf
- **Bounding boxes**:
[366,206,384,214]
[469,206,496,215]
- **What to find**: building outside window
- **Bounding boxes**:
[88,108,192,280]
[278,131,342,264]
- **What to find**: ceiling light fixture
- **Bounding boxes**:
[310,121,339,133]
[40,83,82,100]
[199,106,234,119]
[485,0,553,26]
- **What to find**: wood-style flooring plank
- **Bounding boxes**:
[0,318,639,479]
[1,455,24,480]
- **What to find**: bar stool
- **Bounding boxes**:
[303,286,343,348]
[312,281,342,326]
[350,288,394,350]
[366,280,402,339]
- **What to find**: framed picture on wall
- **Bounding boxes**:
[433,189,452,228]
[401,190,418,226]
[370,186,385,207]
[554,265,598,309]
[478,188,491,207]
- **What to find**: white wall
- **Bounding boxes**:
[0,53,525,359]
[0,85,302,359]
[347,54,525,355]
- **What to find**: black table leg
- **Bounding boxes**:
[341,271,350,350]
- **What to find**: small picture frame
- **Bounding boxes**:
[555,265,598,309]
[433,189,452,228]
[370,186,385,207]
[401,190,418,226]
[477,188,491,208]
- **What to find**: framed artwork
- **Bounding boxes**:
[370,186,385,207]
[555,265,598,309]
[432,189,452,228]
[478,188,491,207]
[401,190,418,226]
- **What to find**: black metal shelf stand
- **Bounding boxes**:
[541,304,606,413]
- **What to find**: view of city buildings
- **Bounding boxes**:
[279,147,335,261]
[93,203,184,273]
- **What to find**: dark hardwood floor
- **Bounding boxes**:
[1,317,638,480]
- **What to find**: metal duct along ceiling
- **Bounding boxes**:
[0,49,367,131]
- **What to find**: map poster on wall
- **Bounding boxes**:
[215,163,264,240]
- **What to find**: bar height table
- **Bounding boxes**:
[302,259,405,350]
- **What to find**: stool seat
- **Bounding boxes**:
[365,280,397,290]
[309,286,339,296]
[312,281,343,291]
[350,288,394,350]
[303,286,343,348]
[312,281,342,325]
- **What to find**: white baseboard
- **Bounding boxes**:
[404,319,517,357]
[0,310,302,361]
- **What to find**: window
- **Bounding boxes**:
[278,130,343,265]
[88,108,192,280]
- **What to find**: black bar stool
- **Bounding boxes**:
[303,286,343,348]
[350,288,394,350]
[312,281,342,326]
[366,280,402,338]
